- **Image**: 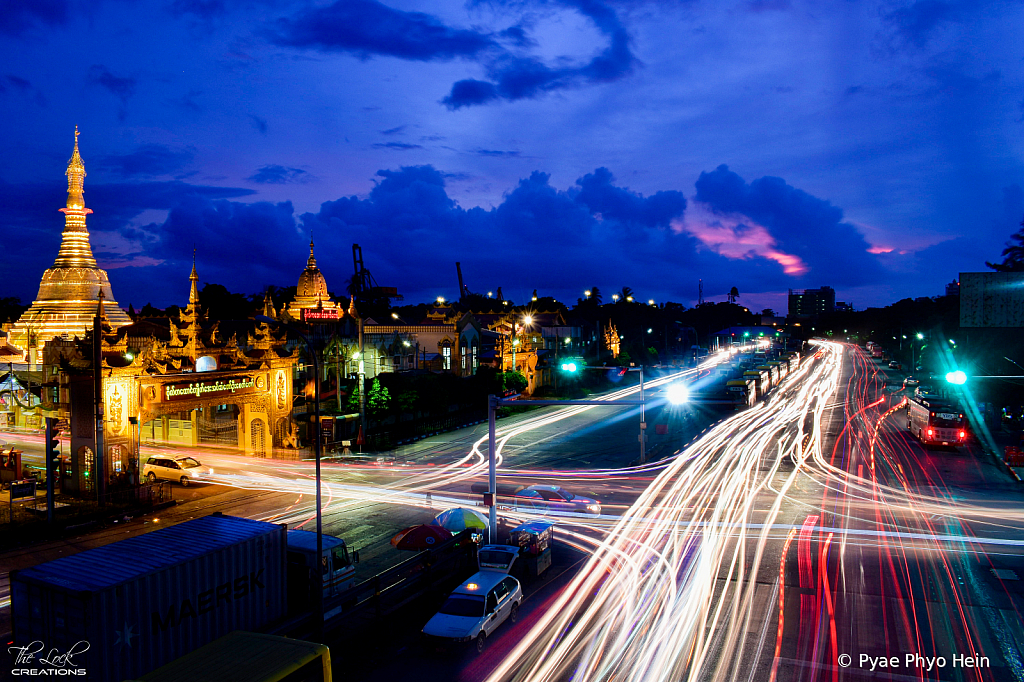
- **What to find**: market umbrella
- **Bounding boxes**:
[390,524,453,550]
[433,507,488,533]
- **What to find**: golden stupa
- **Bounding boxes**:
[284,237,342,321]
[9,129,131,363]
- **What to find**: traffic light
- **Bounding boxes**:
[45,417,61,462]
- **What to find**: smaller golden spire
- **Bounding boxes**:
[65,126,87,211]
[189,246,199,307]
[306,234,317,269]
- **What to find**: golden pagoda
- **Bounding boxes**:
[284,237,342,322]
[9,129,131,364]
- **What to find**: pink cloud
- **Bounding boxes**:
[673,203,809,275]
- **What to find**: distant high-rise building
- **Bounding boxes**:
[788,286,836,318]
[945,279,960,297]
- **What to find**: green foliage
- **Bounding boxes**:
[987,219,1024,272]
[367,378,390,416]
[396,389,419,413]
[501,370,528,394]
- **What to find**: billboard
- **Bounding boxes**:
[959,272,1024,328]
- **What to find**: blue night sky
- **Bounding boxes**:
[2,0,1022,314]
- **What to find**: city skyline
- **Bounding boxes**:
[2,0,1022,314]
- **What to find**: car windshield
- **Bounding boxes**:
[178,458,201,468]
[437,595,484,618]
[479,550,514,567]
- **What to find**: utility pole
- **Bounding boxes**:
[639,366,647,464]
[93,292,105,505]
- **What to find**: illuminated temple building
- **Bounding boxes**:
[284,238,344,322]
[9,130,131,364]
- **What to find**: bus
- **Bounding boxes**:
[906,396,967,447]
[129,631,332,682]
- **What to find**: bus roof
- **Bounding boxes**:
[130,631,330,682]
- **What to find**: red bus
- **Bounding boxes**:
[906,396,967,446]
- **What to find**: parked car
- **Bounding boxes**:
[889,361,902,370]
[422,560,522,653]
[513,485,601,515]
[143,455,213,486]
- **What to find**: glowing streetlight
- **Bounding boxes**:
[584,290,591,298]
[648,299,655,306]
[391,312,399,319]
[916,333,924,340]
[666,383,689,405]
[612,294,620,302]
[523,315,533,325]
[487,291,493,298]
[626,296,634,302]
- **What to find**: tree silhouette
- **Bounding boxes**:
[987,217,1024,272]
[589,287,602,305]
[728,287,739,304]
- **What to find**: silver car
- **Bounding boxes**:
[142,456,213,486]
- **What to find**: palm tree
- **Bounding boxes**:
[589,287,603,305]
[987,218,1024,272]
[728,287,739,304]
[618,286,634,302]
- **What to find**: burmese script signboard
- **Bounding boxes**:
[302,308,340,321]
[164,375,259,402]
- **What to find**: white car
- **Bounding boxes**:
[423,545,522,652]
[422,570,522,653]
[142,456,213,486]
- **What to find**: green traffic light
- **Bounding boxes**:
[945,370,967,385]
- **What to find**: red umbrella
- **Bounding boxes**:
[390,524,453,550]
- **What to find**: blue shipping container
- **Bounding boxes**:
[11,513,288,682]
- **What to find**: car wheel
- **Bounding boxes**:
[510,603,519,624]
[146,472,157,483]
[180,476,190,487]
[475,633,486,654]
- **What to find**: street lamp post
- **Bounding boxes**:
[255,315,324,638]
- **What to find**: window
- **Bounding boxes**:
[442,345,452,370]
[501,577,518,596]
[486,592,498,614]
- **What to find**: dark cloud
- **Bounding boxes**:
[443,0,637,108]
[0,0,68,36]
[381,125,407,135]
[1,74,32,92]
[271,0,496,61]
[87,65,136,99]
[574,167,686,228]
[168,0,227,19]
[249,165,313,184]
[298,164,790,303]
[96,145,194,177]
[372,141,423,150]
[883,0,962,48]
[248,114,268,134]
[476,149,520,157]
[694,164,883,286]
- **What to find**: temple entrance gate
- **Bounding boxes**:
[135,367,293,456]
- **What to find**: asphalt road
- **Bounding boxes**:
[3,346,1022,682]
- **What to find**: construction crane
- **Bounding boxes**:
[351,244,402,311]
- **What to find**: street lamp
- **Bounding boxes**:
[584,290,591,299]
[255,315,324,637]
[612,294,620,302]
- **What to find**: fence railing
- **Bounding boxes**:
[99,480,170,507]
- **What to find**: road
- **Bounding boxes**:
[4,342,1023,682]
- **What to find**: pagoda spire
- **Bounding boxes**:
[306,234,317,269]
[189,245,199,307]
[54,127,98,268]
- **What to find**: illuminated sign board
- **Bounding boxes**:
[303,308,340,321]
[164,376,257,401]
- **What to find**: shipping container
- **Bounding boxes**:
[11,513,288,682]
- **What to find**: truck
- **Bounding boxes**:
[10,513,353,682]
